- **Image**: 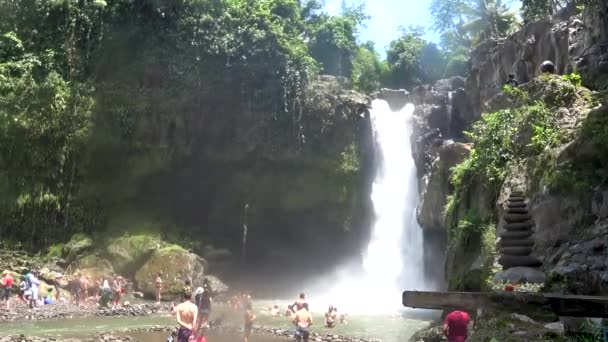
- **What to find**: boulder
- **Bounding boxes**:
[75,254,115,279]
[134,245,208,299]
[377,88,409,111]
[493,266,547,284]
[544,322,565,335]
[64,234,94,263]
[203,275,229,296]
[106,234,162,275]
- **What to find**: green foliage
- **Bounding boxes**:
[562,72,583,87]
[502,84,529,105]
[337,143,360,173]
[309,3,368,77]
[430,0,517,42]
[542,75,578,108]
[351,42,387,93]
[444,53,470,78]
[383,26,455,87]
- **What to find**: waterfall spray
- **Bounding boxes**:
[309,99,429,315]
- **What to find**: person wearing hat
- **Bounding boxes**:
[505,73,519,87]
[1,270,14,310]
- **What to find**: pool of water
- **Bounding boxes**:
[0,301,433,341]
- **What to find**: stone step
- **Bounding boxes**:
[508,196,526,202]
[500,230,534,239]
[499,238,535,247]
[507,202,527,209]
[498,255,542,269]
[504,213,533,223]
[510,191,524,197]
[504,221,535,231]
[505,207,529,214]
[500,246,533,256]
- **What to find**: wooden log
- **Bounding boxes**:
[402,291,608,318]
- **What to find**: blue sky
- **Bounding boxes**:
[324,0,441,57]
[324,0,521,58]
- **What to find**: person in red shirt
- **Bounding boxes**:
[1,270,14,310]
[443,310,471,342]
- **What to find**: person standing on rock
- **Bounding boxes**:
[155,273,163,304]
[112,275,122,309]
[243,302,256,342]
[443,310,471,342]
[28,270,40,309]
[54,273,63,301]
[292,303,312,342]
[505,74,519,87]
[175,290,198,342]
[80,273,89,306]
[1,270,14,310]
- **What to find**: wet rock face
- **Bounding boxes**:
[498,192,542,269]
[417,142,471,231]
[377,88,409,111]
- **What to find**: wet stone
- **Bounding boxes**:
[504,221,535,231]
[504,213,533,223]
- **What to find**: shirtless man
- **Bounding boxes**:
[324,305,337,328]
[289,292,308,313]
[293,304,313,342]
[175,290,198,342]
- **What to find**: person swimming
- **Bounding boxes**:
[324,305,337,328]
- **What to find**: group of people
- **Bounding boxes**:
[1,269,42,309]
[0,268,131,311]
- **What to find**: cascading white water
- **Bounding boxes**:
[362,99,426,311]
[309,99,428,314]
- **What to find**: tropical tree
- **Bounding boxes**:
[429,0,518,43]
[462,0,518,42]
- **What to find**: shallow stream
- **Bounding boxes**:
[0,301,432,341]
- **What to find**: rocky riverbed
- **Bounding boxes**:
[0,333,137,342]
[0,302,169,322]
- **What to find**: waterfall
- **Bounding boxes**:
[362,99,426,311]
[307,99,429,315]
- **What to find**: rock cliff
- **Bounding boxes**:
[465,0,608,121]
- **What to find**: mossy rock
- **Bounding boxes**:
[64,234,94,262]
[106,234,162,275]
[134,245,207,299]
[75,253,115,279]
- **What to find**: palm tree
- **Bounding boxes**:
[462,0,517,42]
